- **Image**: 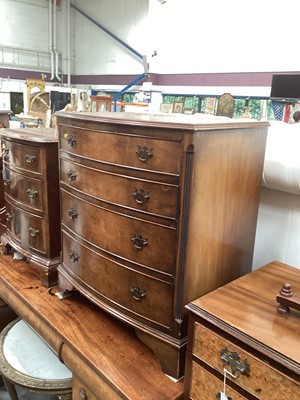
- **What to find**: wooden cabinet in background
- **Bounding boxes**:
[90,95,112,112]
[56,111,268,379]
[184,261,300,399]
[0,128,61,287]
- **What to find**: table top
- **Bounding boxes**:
[0,253,183,400]
[186,261,300,374]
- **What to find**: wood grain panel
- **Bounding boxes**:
[59,126,181,174]
[60,157,179,219]
[61,189,177,274]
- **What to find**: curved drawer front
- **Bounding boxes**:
[62,231,173,328]
[3,168,43,212]
[5,201,46,255]
[60,126,181,174]
[2,140,41,174]
[61,190,176,274]
[193,323,300,400]
[60,158,179,219]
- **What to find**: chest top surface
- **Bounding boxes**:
[55,111,269,132]
[0,128,57,143]
[187,261,300,368]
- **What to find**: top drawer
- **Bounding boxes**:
[193,323,300,400]
[59,126,181,175]
[2,140,41,174]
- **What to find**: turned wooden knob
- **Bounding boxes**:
[279,283,293,297]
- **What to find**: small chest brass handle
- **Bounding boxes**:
[132,188,150,204]
[131,233,148,250]
[28,227,39,238]
[136,145,153,162]
[64,133,77,147]
[67,169,77,181]
[130,286,146,301]
[3,178,11,186]
[68,208,78,220]
[69,250,79,262]
[26,188,38,199]
[24,154,36,164]
[5,212,13,221]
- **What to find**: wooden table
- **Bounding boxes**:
[0,253,183,400]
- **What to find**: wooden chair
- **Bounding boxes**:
[0,319,72,400]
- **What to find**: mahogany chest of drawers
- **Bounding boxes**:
[0,128,60,287]
[184,261,300,399]
[56,111,268,379]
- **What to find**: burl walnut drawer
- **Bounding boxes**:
[61,231,173,329]
[5,200,47,255]
[190,361,246,400]
[60,126,181,174]
[61,189,177,275]
[3,168,44,212]
[193,323,300,399]
[60,158,179,219]
[2,140,41,174]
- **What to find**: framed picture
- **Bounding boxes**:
[90,95,112,112]
[173,100,184,113]
[160,103,173,113]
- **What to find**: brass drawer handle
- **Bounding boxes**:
[220,346,250,379]
[68,208,78,220]
[3,148,9,157]
[130,286,146,301]
[64,133,77,147]
[132,188,150,204]
[26,188,38,199]
[28,227,39,237]
[66,169,77,181]
[5,212,13,221]
[3,178,11,186]
[136,145,153,162]
[24,154,36,164]
[69,250,79,262]
[79,387,88,400]
[131,233,148,250]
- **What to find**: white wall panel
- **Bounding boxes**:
[72,0,149,75]
[1,0,300,77]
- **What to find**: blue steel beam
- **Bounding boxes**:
[70,3,144,60]
[113,72,147,111]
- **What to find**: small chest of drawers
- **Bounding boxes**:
[184,261,300,399]
[56,111,268,379]
[0,128,60,287]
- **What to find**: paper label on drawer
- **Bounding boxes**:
[219,392,229,400]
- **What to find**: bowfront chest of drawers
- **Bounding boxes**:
[184,261,300,399]
[0,128,60,287]
[56,111,268,379]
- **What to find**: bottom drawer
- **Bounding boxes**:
[190,361,247,400]
[61,230,173,329]
[5,200,46,255]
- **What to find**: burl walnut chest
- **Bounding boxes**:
[0,128,60,287]
[55,111,268,379]
[184,261,300,399]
